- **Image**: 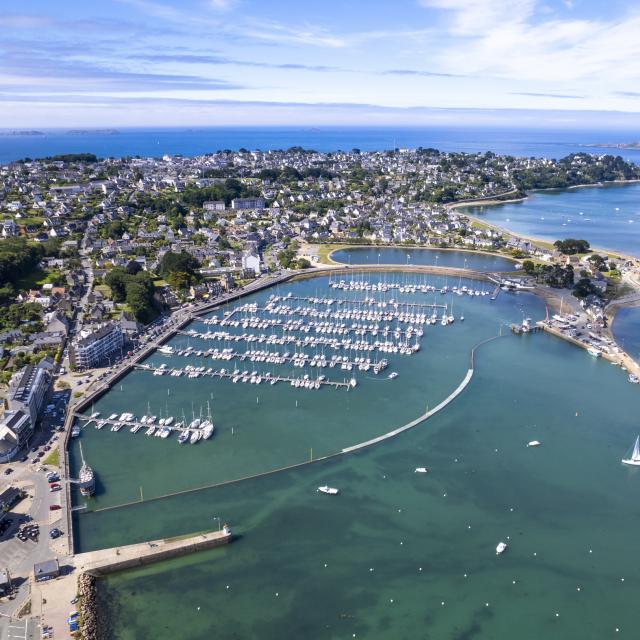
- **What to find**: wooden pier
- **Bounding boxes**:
[176,329,419,354]
[74,413,198,434]
[134,364,355,389]
[265,294,450,310]
[149,347,389,372]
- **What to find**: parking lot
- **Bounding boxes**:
[0,616,39,640]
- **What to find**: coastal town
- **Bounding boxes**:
[1,147,640,637]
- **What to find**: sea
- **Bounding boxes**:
[69,265,640,640]
[2,126,640,164]
[462,182,640,258]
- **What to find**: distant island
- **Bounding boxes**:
[3,130,45,136]
[584,141,640,149]
[67,129,120,135]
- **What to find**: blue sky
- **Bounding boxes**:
[2,0,640,127]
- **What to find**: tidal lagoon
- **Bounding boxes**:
[70,271,640,640]
[463,182,640,257]
[330,247,519,271]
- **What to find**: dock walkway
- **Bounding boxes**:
[134,364,354,389]
[75,528,232,577]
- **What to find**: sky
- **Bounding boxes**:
[2,0,640,128]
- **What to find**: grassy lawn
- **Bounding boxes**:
[94,284,112,298]
[41,447,59,468]
[603,270,622,283]
[469,219,495,231]
[316,243,346,265]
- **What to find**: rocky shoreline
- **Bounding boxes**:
[78,573,104,640]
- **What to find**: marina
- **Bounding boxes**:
[76,408,217,444]
[67,269,640,640]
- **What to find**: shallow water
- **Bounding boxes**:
[463,182,640,257]
[613,307,640,364]
[72,272,640,640]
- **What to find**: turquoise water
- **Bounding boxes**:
[72,273,640,639]
[331,247,518,271]
[464,182,640,257]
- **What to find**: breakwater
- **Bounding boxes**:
[75,528,232,577]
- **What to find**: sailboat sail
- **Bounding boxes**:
[622,435,640,466]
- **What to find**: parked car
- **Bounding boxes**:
[49,505,61,511]
[49,484,61,492]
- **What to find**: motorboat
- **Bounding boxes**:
[414,467,428,473]
[317,486,339,495]
[527,440,541,447]
[496,542,508,555]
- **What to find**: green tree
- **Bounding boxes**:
[105,267,129,302]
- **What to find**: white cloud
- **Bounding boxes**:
[419,0,640,90]
[419,0,536,35]
[208,0,238,11]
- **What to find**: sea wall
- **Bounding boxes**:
[77,530,232,578]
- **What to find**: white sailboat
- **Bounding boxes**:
[622,436,640,466]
